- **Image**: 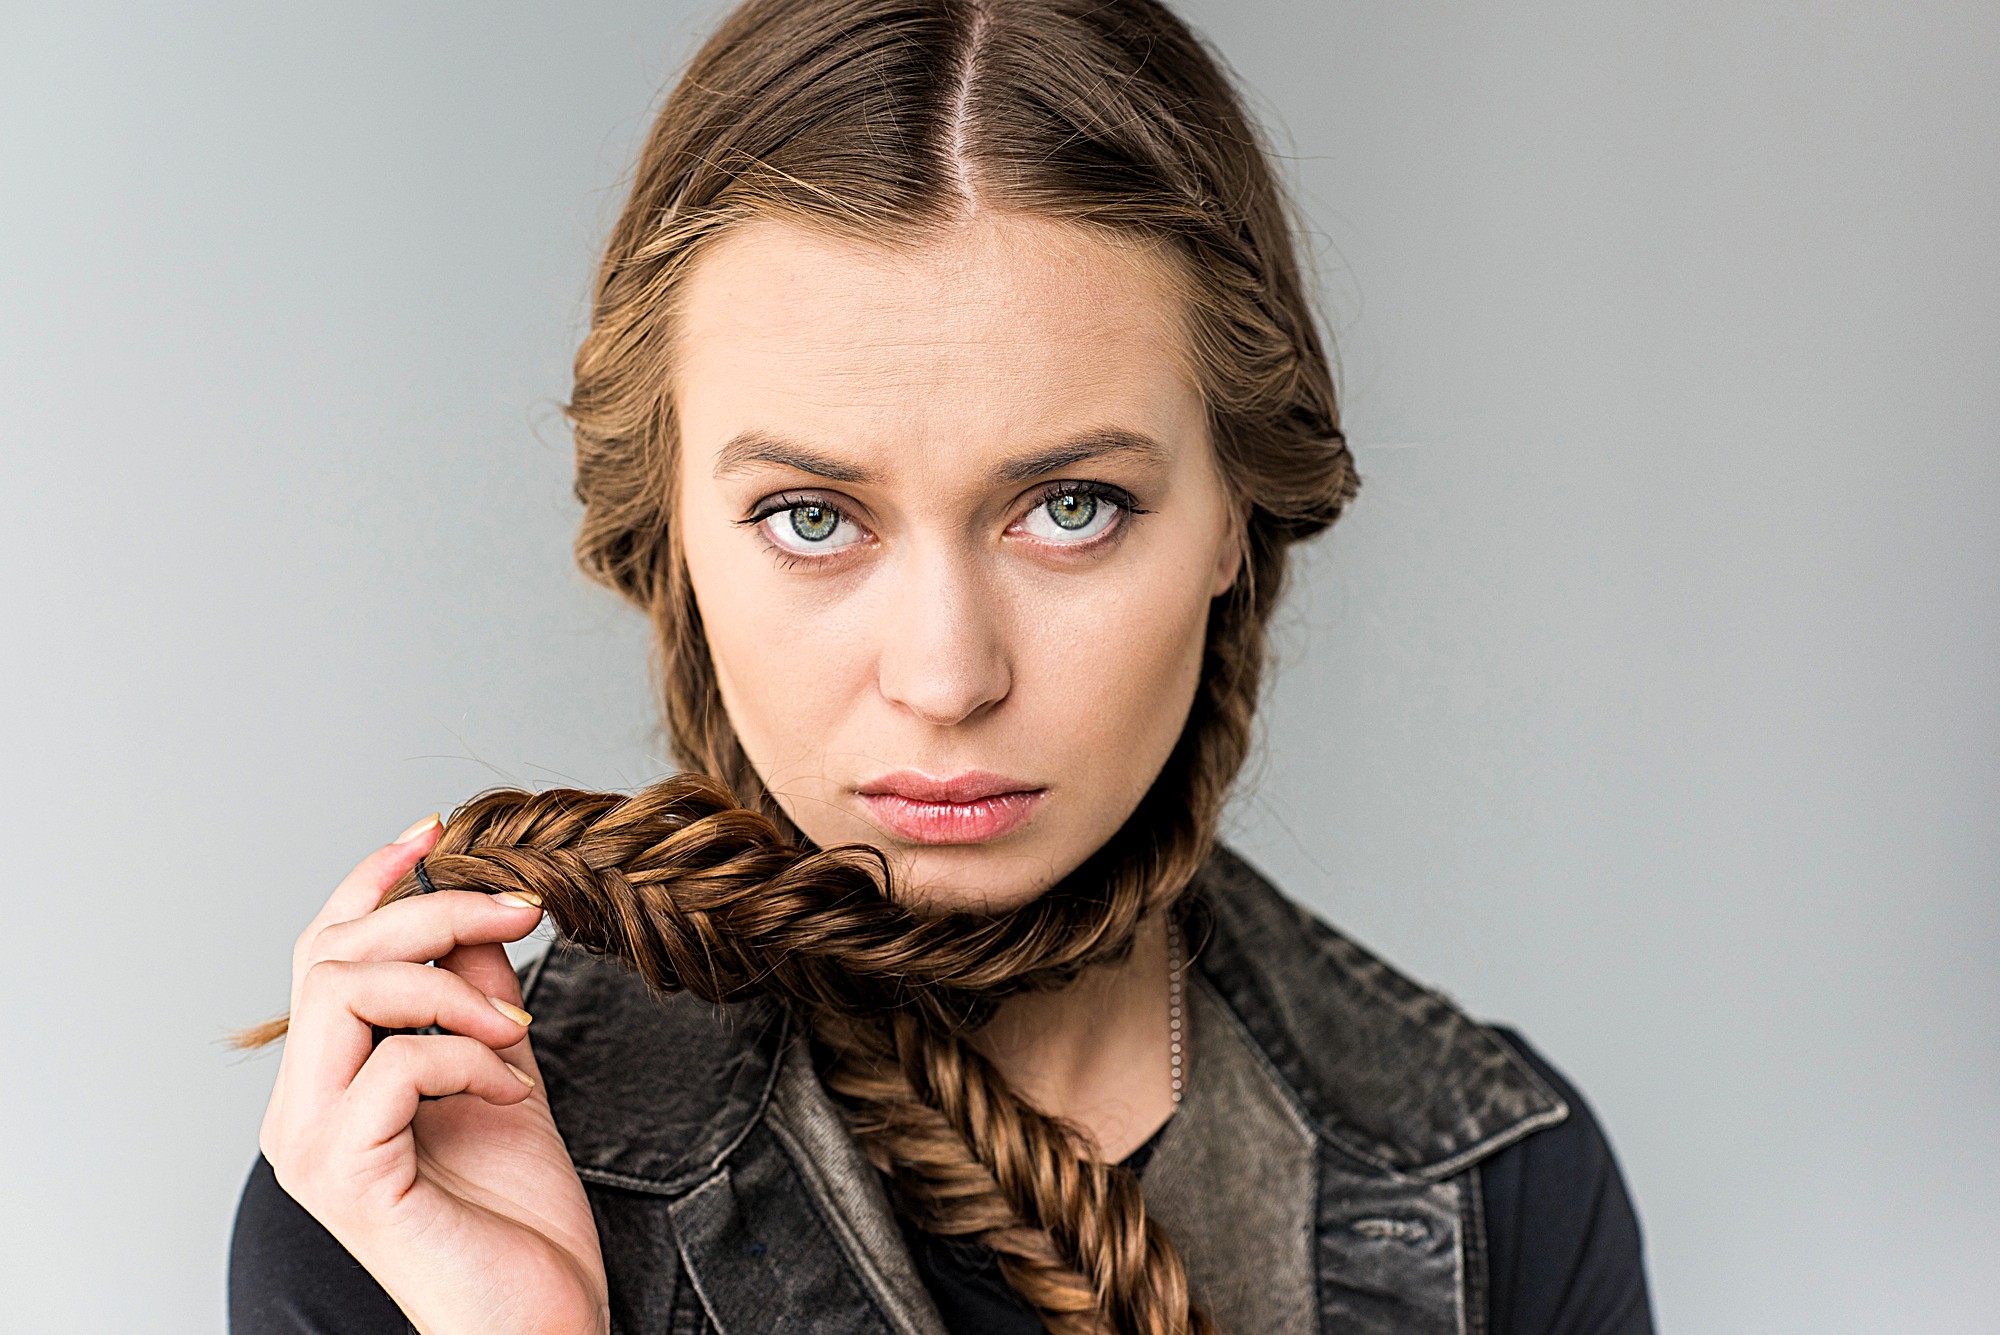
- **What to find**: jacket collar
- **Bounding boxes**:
[1188,845,1567,1180]
[526,843,1566,1192]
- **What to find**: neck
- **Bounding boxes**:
[971,913,1175,1163]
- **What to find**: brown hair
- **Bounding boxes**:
[242,2,1356,1331]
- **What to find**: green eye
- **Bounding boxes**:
[789,503,839,541]
[1046,493,1098,531]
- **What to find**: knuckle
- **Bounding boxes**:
[431,1033,480,1065]
[291,921,328,973]
[372,1033,423,1071]
[299,956,355,999]
[308,917,355,960]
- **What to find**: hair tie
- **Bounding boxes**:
[412,858,438,896]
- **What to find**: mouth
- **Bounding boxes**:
[854,769,1047,845]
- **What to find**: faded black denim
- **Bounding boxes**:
[512,847,1574,1335]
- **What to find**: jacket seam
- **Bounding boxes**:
[1409,1027,1576,1182]
[1411,1101,1569,1184]
[1192,973,1323,1155]
[765,1104,927,1335]
[1460,1163,1489,1335]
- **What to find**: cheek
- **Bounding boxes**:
[1014,553,1213,800]
[677,497,874,784]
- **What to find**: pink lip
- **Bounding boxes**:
[856,770,1046,845]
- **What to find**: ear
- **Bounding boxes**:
[1209,500,1248,598]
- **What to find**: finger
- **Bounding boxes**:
[341,1034,538,1150]
[435,941,547,1076]
[323,815,443,925]
[285,959,535,1108]
[290,817,444,1012]
[435,940,539,1062]
[304,889,544,973]
[435,941,526,1009]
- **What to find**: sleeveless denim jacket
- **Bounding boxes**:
[515,847,1569,1335]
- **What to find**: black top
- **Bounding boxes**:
[229,1028,1650,1334]
[893,1120,1174,1335]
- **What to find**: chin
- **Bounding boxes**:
[885,841,1078,916]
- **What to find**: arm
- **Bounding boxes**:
[1480,1028,1655,1335]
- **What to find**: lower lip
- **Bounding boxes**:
[859,789,1046,845]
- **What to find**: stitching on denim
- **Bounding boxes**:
[1450,1175,1468,1335]
[1414,1101,1569,1185]
[1191,972,1322,1153]
[1459,1165,1488,1335]
[574,1165,693,1195]
[766,1073,937,1335]
[1411,1028,1572,1184]
[669,1171,733,1334]
[1479,1027,1571,1125]
[697,1005,790,1177]
[1309,1102,1328,1335]
[1191,956,1405,1179]
[556,992,791,1195]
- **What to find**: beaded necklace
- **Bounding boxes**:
[1167,915,1186,1107]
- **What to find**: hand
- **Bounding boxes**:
[258,817,609,1334]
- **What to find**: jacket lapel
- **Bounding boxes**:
[1189,847,1568,1178]
[671,1119,904,1335]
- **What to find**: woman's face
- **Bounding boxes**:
[672,211,1239,912]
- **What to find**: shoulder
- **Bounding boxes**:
[518,944,787,1193]
[1477,1029,1655,1335]
[1190,850,1654,1325]
[1189,845,1568,1178]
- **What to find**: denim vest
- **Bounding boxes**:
[518,847,1568,1335]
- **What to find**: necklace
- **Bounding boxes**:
[1167,914,1186,1108]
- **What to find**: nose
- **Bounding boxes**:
[874,544,1012,727]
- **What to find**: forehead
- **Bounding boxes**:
[669,211,1205,464]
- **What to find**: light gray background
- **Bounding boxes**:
[2,2,1993,1330]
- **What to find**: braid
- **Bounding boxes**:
[238,754,1226,1333]
[235,512,1268,1335]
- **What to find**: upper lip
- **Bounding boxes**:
[855,770,1042,803]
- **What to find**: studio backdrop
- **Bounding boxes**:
[1,2,1994,1331]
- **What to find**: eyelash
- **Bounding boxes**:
[738,481,1149,565]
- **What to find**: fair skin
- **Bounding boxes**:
[674,211,1239,1133]
[257,210,1240,1334]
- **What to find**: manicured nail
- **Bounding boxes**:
[393,814,441,844]
[506,1062,536,1089]
[489,997,533,1027]
[492,890,543,909]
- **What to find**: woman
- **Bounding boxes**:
[230,1,1653,1331]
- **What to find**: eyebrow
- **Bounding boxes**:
[711,428,1171,486]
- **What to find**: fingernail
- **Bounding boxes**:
[506,1062,536,1088]
[489,997,533,1027]
[492,890,543,909]
[393,814,441,844]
